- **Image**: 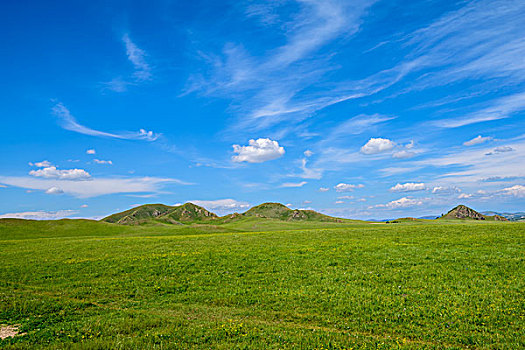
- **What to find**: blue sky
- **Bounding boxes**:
[1,0,524,220]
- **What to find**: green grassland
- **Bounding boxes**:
[0,219,524,349]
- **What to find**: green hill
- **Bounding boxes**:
[157,203,217,223]
[244,202,342,222]
[102,203,216,225]
[102,204,175,224]
[439,205,508,221]
[103,202,346,225]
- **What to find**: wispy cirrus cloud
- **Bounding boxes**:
[122,33,152,81]
[0,210,78,220]
[104,34,152,92]
[0,175,190,198]
[464,135,493,146]
[188,0,377,132]
[53,103,159,141]
[280,181,307,188]
[431,91,525,128]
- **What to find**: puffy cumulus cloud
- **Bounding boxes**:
[377,197,424,209]
[464,135,493,146]
[304,150,313,157]
[499,185,525,198]
[86,149,96,155]
[0,210,78,220]
[390,182,426,192]
[281,181,307,188]
[232,138,285,163]
[0,175,186,198]
[190,199,251,215]
[360,138,395,155]
[29,166,91,180]
[319,187,330,192]
[334,183,364,192]
[392,150,416,159]
[45,187,64,195]
[93,159,113,165]
[29,160,52,167]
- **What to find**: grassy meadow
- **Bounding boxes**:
[0,219,524,349]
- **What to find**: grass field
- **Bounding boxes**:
[0,219,524,349]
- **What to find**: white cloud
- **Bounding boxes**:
[232,138,285,163]
[93,159,113,165]
[360,138,395,155]
[122,34,152,81]
[499,185,525,198]
[53,103,159,141]
[464,135,493,146]
[485,146,514,156]
[0,175,187,198]
[281,181,307,188]
[304,150,313,157]
[29,166,91,180]
[411,136,525,185]
[458,193,473,199]
[80,204,88,208]
[295,158,322,179]
[45,187,64,195]
[432,186,461,194]
[494,146,514,153]
[335,200,344,204]
[334,183,364,192]
[390,182,426,192]
[433,92,525,128]
[190,199,251,214]
[392,150,416,159]
[190,1,376,132]
[29,160,52,167]
[86,149,96,155]
[320,114,395,146]
[378,197,424,209]
[319,187,329,192]
[337,195,354,199]
[0,210,78,220]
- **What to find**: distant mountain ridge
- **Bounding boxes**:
[481,211,525,222]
